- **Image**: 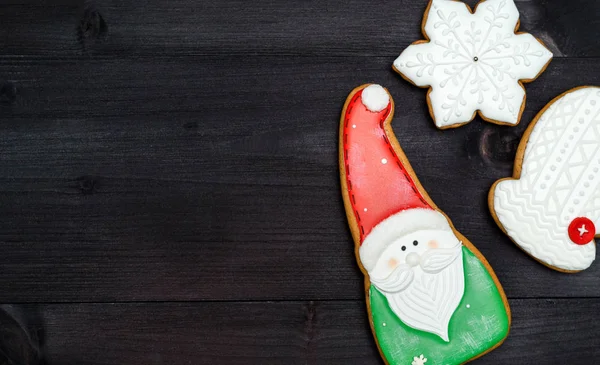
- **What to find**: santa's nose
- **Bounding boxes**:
[406,252,420,267]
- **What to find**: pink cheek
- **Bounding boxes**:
[387,258,399,269]
[428,240,439,249]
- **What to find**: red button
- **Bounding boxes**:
[568,217,596,245]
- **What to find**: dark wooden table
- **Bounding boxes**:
[0,0,599,364]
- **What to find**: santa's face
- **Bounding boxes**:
[369,229,464,342]
[369,229,461,280]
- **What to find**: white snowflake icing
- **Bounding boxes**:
[393,0,552,128]
[412,354,428,365]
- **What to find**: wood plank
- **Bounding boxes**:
[1,57,597,119]
[0,0,596,58]
[1,57,600,302]
[4,299,597,365]
[0,0,598,362]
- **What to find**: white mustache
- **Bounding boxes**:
[370,264,414,293]
[421,242,462,274]
[370,242,462,293]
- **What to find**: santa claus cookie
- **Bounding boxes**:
[340,84,510,365]
[393,0,552,129]
[490,86,600,272]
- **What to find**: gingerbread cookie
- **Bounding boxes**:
[489,86,600,272]
[340,84,510,365]
[393,0,552,129]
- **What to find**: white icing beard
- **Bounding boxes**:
[370,232,464,342]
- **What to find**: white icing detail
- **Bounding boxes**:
[359,208,453,272]
[381,158,388,164]
[371,264,414,293]
[382,322,387,327]
[352,124,357,129]
[364,208,368,212]
[578,224,589,237]
[466,304,471,308]
[361,84,390,112]
[393,0,552,128]
[492,87,600,271]
[420,243,462,273]
[412,354,428,365]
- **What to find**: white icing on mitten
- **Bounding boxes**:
[492,87,600,271]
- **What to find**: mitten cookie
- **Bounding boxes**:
[340,84,510,365]
[490,86,600,272]
[393,0,552,129]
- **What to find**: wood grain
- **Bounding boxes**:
[0,0,599,364]
[0,0,598,58]
[1,57,600,302]
[2,299,591,365]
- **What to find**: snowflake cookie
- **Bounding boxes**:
[393,0,553,129]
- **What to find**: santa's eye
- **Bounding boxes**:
[401,246,406,251]
[413,240,419,246]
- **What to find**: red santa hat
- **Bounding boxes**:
[341,84,453,272]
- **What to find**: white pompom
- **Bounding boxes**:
[361,84,390,112]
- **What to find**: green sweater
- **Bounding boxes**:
[370,247,510,365]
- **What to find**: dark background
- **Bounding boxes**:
[0,0,599,364]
